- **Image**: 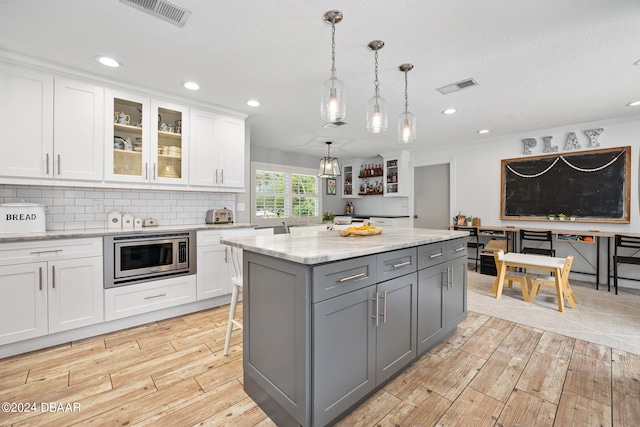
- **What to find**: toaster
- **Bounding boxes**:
[206,208,233,224]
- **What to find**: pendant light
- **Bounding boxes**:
[318,141,341,178]
[398,63,416,143]
[366,40,388,133]
[321,10,346,123]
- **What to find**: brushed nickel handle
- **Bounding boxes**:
[39,267,43,291]
[371,293,379,326]
[30,249,63,255]
[221,169,224,184]
[381,290,387,323]
[215,169,218,184]
[57,155,61,175]
[144,293,167,300]
[448,266,453,289]
[338,272,365,283]
[153,163,156,180]
[392,261,411,269]
[45,153,49,175]
[145,162,148,180]
[52,265,55,289]
[429,252,444,259]
[455,246,465,252]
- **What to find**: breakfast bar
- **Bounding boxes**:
[222,228,469,426]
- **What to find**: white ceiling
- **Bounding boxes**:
[2,0,640,160]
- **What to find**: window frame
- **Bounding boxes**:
[251,161,322,226]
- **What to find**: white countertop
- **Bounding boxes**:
[0,223,256,243]
[221,227,469,265]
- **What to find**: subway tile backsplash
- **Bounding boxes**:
[0,185,235,231]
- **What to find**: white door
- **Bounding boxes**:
[189,108,217,187]
[413,163,450,229]
[218,116,245,189]
[196,244,229,299]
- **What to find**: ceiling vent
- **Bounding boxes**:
[436,78,478,95]
[119,0,191,27]
[323,121,347,129]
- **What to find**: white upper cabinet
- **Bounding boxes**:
[105,90,189,186]
[189,108,245,190]
[0,66,103,181]
[53,78,104,181]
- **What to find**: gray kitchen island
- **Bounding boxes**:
[221,228,469,426]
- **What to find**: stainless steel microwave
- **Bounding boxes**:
[103,231,196,288]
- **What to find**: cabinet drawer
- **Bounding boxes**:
[197,230,222,246]
[0,238,102,267]
[105,275,196,321]
[447,239,467,260]
[377,247,417,282]
[417,242,447,270]
[312,255,377,302]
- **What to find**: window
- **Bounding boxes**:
[252,162,321,225]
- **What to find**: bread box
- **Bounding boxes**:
[0,203,46,234]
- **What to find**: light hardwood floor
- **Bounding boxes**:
[1,301,639,426]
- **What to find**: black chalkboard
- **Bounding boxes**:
[501,147,630,223]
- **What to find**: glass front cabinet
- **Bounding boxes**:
[383,151,409,197]
[106,90,188,185]
[341,160,362,198]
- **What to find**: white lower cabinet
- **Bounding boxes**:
[196,230,229,300]
[105,275,196,321]
[0,238,103,346]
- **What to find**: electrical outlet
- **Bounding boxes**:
[237,203,245,212]
[93,199,104,213]
[167,200,176,211]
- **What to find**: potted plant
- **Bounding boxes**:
[570,215,576,221]
[548,213,556,221]
[466,216,473,226]
[558,213,566,221]
[322,212,335,223]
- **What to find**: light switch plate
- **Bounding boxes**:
[237,203,245,212]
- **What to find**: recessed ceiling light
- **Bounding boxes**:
[442,108,456,115]
[247,100,261,107]
[627,100,640,106]
[96,56,120,68]
[477,129,490,134]
[183,81,200,90]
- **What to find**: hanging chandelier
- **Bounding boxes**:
[318,141,341,178]
[321,10,346,123]
[366,40,388,133]
[398,63,416,143]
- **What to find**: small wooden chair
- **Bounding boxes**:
[530,255,577,312]
[490,250,531,301]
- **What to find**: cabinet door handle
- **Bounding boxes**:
[392,261,411,269]
[221,169,224,184]
[30,249,63,255]
[455,246,465,252]
[145,162,148,180]
[225,247,228,263]
[144,293,167,300]
[371,292,379,326]
[448,266,453,289]
[429,252,444,259]
[57,155,61,176]
[45,153,50,175]
[51,265,55,289]
[153,163,157,180]
[337,272,365,283]
[39,267,43,291]
[381,290,387,323]
[215,169,218,184]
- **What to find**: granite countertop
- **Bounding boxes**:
[221,227,469,265]
[0,223,256,243]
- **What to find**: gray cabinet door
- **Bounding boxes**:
[444,257,467,333]
[417,264,444,354]
[313,286,376,427]
[376,272,417,383]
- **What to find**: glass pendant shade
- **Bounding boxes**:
[398,111,416,143]
[321,73,346,123]
[366,92,388,133]
[318,156,342,178]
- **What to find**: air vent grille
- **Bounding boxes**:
[323,121,347,129]
[120,0,191,27]
[437,78,479,95]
